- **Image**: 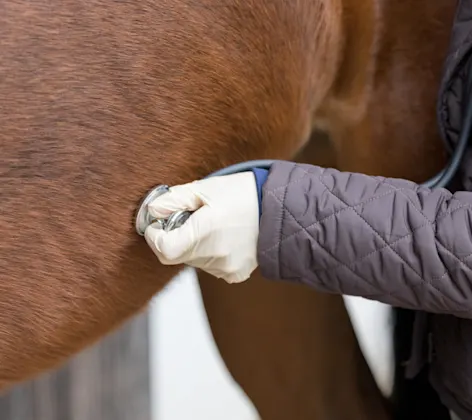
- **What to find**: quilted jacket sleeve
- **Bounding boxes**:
[257,161,472,319]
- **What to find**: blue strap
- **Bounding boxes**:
[250,168,269,220]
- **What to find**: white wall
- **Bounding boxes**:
[343,296,394,397]
[149,268,260,420]
[149,269,393,420]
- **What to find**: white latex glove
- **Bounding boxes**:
[144,172,259,283]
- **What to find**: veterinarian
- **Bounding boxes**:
[144,162,472,420]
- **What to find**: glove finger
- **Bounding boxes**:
[147,183,204,219]
[144,224,191,264]
[144,206,211,264]
[223,269,254,284]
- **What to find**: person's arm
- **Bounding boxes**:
[258,161,472,319]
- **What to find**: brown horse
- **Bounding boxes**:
[0,0,455,418]
[196,1,456,418]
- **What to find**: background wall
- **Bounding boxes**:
[0,311,151,420]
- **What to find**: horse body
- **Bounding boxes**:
[0,0,456,418]
[1,0,335,388]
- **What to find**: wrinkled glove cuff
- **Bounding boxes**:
[250,168,269,220]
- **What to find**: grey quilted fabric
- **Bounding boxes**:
[257,161,472,418]
[258,161,472,317]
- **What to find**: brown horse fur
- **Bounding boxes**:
[196,1,457,418]
[0,0,455,417]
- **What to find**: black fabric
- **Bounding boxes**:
[391,308,451,420]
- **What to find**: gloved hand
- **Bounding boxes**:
[144,172,260,283]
